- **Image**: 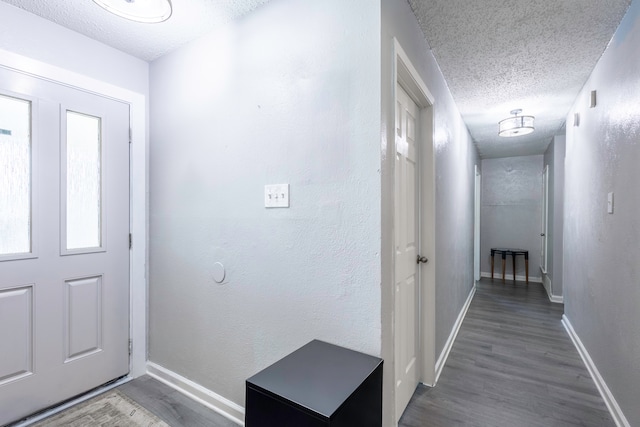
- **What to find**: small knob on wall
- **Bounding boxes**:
[417,255,428,264]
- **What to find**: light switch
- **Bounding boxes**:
[607,192,614,214]
[265,184,290,208]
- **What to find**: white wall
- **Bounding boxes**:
[564,0,640,424]
[381,0,478,423]
[480,155,543,281]
[149,0,381,409]
[0,2,148,95]
[0,0,150,172]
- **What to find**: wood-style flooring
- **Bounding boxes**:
[399,277,615,427]
[26,277,614,426]
[116,376,237,427]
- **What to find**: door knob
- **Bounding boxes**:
[417,255,428,264]
[540,233,545,236]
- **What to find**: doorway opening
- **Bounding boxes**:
[392,39,436,422]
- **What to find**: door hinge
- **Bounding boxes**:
[129,233,132,249]
[129,128,132,144]
[128,339,133,356]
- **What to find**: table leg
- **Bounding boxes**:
[525,251,529,284]
[491,250,495,279]
[501,253,506,283]
[512,253,516,281]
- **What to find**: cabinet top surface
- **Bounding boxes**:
[246,340,382,417]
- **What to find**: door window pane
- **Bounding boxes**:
[66,111,102,250]
[0,95,31,256]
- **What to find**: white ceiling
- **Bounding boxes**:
[1,0,632,158]
[409,0,631,158]
[0,0,270,61]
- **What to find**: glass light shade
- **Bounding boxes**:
[93,0,172,23]
[498,115,535,137]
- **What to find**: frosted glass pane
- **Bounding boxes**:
[0,95,31,256]
[66,111,101,250]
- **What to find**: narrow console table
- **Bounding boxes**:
[245,340,383,427]
[490,248,529,283]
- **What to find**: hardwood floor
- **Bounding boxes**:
[399,278,615,427]
[116,375,237,427]
[25,277,614,426]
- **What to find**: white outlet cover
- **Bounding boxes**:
[265,184,290,208]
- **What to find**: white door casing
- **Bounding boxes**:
[0,68,130,425]
[394,83,420,420]
[541,165,549,273]
[474,166,481,282]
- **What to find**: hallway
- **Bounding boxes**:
[399,278,614,426]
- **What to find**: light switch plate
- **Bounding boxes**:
[607,192,614,214]
[265,184,290,208]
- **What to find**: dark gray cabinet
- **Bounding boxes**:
[245,340,383,427]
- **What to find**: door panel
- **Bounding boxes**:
[0,67,130,425]
[0,286,33,385]
[394,83,420,420]
[541,166,549,272]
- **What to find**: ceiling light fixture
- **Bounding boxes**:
[498,109,535,137]
[93,0,173,23]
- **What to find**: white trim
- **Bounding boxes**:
[147,362,244,426]
[0,48,148,378]
[562,316,630,427]
[433,284,476,385]
[480,271,542,283]
[12,377,132,426]
[473,166,481,282]
[394,40,435,106]
[542,274,563,303]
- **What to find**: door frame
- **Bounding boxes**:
[474,165,481,282]
[0,48,148,378]
[541,165,549,273]
[391,39,436,420]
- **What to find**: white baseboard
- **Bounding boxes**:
[480,271,542,283]
[146,362,244,426]
[562,316,630,427]
[542,274,563,303]
[434,283,476,384]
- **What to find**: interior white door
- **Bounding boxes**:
[394,83,421,420]
[0,67,130,425]
[474,165,481,282]
[541,165,549,273]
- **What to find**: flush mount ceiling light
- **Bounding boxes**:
[93,0,172,23]
[498,109,535,137]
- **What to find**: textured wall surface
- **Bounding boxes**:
[0,2,148,94]
[149,0,381,407]
[564,1,640,424]
[480,155,543,280]
[381,2,478,423]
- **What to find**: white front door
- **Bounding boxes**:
[0,67,130,425]
[394,83,420,420]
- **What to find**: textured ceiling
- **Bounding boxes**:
[2,0,632,158]
[0,0,269,61]
[409,0,631,158]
